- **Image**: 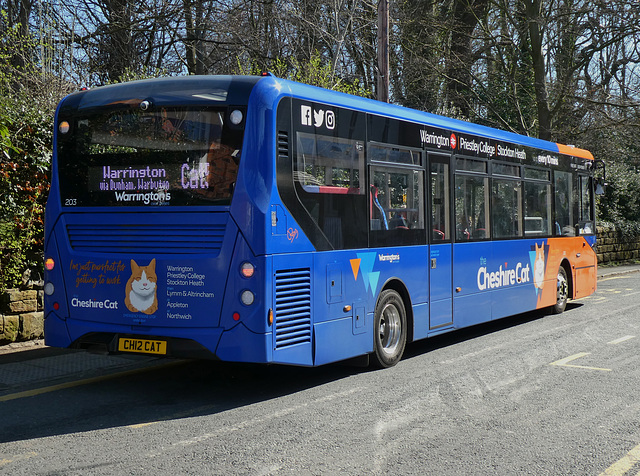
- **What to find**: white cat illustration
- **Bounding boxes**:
[124,259,158,314]
[533,243,545,290]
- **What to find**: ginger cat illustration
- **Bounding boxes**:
[125,259,158,314]
[533,243,545,290]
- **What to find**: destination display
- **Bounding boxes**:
[57,106,243,207]
[87,162,211,205]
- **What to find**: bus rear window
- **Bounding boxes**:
[57,107,243,207]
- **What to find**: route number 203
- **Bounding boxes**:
[64,198,77,206]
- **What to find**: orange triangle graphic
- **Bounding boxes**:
[350,258,361,281]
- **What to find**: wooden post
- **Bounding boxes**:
[377,0,389,103]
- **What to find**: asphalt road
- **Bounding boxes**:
[1,269,640,475]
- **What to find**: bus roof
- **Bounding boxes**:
[61,74,593,161]
[267,75,594,161]
[59,75,263,112]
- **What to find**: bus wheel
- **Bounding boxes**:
[372,289,407,368]
[553,266,569,314]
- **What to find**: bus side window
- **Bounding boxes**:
[491,179,522,239]
[524,168,551,237]
[369,164,425,247]
[574,174,594,235]
[455,174,489,240]
[554,171,573,236]
[524,181,551,236]
[430,160,450,241]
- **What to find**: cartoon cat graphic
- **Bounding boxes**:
[125,259,158,314]
[533,243,545,290]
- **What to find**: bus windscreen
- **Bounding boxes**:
[57,107,242,207]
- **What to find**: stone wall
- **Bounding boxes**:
[0,287,44,344]
[597,223,640,264]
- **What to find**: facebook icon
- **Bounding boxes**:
[301,105,312,126]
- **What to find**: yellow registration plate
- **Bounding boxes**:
[118,338,167,355]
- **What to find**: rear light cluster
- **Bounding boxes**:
[44,257,60,310]
[239,262,255,307]
[236,262,256,322]
[240,262,255,278]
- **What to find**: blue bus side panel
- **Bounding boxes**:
[412,302,430,340]
[216,324,271,363]
[427,243,453,334]
[491,286,533,320]
[453,240,544,327]
[452,237,597,327]
[269,246,429,366]
[311,246,428,365]
[314,317,371,366]
[454,293,492,328]
[426,300,454,335]
[44,312,72,348]
[44,227,73,347]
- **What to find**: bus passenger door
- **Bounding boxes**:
[428,154,453,330]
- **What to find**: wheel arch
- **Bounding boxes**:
[379,278,414,343]
[560,258,574,299]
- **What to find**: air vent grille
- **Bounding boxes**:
[277,131,289,160]
[66,223,225,255]
[274,268,312,349]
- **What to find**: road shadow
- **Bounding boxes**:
[404,302,583,360]
[0,353,366,444]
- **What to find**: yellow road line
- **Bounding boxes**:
[0,452,37,468]
[126,403,221,429]
[599,276,632,283]
[599,442,640,475]
[608,336,636,345]
[0,360,184,403]
[549,352,612,372]
[128,422,157,429]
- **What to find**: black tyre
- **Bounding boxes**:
[553,266,569,314]
[371,289,407,368]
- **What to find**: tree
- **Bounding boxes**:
[0,1,73,289]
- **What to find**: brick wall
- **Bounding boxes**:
[0,287,44,344]
[597,224,640,264]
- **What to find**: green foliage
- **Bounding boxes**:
[236,52,373,99]
[0,90,52,290]
[0,11,57,290]
[107,67,170,85]
[595,160,640,223]
[583,126,640,224]
[599,220,640,239]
